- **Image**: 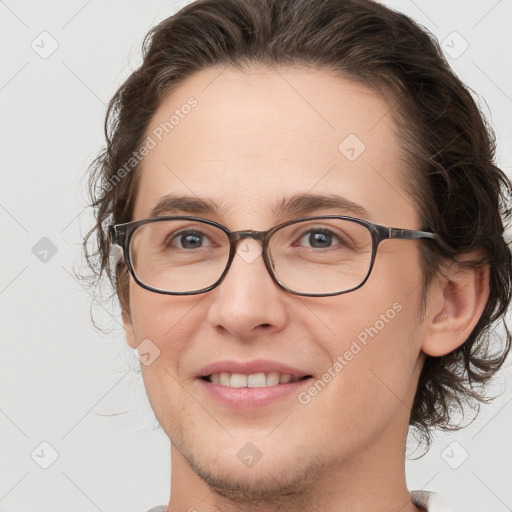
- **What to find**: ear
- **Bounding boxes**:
[122,309,138,349]
[421,259,490,357]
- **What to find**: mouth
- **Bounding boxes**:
[201,372,313,388]
[195,359,314,408]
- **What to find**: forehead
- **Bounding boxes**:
[134,65,417,228]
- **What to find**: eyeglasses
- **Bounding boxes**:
[109,215,437,297]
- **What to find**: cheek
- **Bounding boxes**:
[130,311,197,440]
[297,298,421,454]
[128,282,201,345]
[127,285,202,398]
[317,258,423,368]
[306,252,424,422]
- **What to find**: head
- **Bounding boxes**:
[85,0,512,499]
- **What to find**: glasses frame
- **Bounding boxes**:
[109,215,437,297]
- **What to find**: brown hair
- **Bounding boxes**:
[84,0,512,446]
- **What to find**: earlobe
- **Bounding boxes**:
[421,262,490,357]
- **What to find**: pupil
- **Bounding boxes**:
[181,234,202,248]
[310,232,331,247]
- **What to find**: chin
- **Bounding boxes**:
[180,444,325,504]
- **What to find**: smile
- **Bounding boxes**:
[204,372,310,388]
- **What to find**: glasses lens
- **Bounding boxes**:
[268,218,373,295]
[130,219,230,293]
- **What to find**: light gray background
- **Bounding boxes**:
[1,1,511,511]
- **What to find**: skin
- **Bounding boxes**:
[122,65,489,512]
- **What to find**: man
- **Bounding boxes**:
[85,0,511,510]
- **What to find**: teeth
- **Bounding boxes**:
[230,373,248,388]
[247,373,267,388]
[219,372,230,386]
[267,371,280,386]
[207,371,302,387]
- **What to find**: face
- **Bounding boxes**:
[124,65,429,498]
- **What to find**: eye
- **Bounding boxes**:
[296,228,344,249]
[168,229,214,249]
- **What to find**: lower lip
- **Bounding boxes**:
[197,377,313,409]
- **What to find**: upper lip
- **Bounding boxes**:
[196,359,312,379]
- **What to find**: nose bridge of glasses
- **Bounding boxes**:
[231,229,267,245]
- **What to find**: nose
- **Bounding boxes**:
[206,237,288,338]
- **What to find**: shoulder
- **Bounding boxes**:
[145,506,167,512]
[410,490,454,512]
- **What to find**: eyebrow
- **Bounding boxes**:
[149,193,370,221]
